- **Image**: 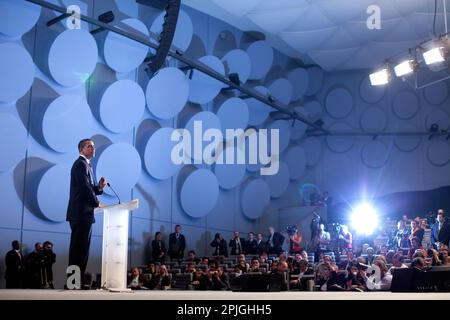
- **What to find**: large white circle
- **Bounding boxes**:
[427,141,450,166]
[360,107,388,132]
[325,87,354,119]
[144,127,182,180]
[0,0,41,38]
[180,169,219,217]
[326,122,355,153]
[361,141,389,168]
[184,111,222,163]
[247,86,272,126]
[221,49,251,84]
[217,97,249,140]
[214,146,246,189]
[246,41,273,80]
[0,114,27,172]
[264,161,290,198]
[392,90,420,120]
[100,80,145,133]
[95,143,142,197]
[269,78,293,105]
[241,178,270,219]
[287,68,309,101]
[188,55,224,104]
[284,146,307,180]
[150,9,193,53]
[146,67,189,119]
[43,95,94,153]
[48,29,98,87]
[0,42,34,102]
[425,109,450,131]
[37,163,70,222]
[104,18,149,73]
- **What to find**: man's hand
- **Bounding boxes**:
[98,177,107,189]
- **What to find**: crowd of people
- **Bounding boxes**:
[125,208,450,292]
[4,208,449,292]
[4,240,56,289]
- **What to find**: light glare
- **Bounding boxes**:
[369,68,389,86]
[351,203,379,235]
[423,47,445,65]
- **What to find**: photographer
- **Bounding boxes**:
[210,233,228,257]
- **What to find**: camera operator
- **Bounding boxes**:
[42,241,56,289]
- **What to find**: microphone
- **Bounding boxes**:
[107,182,121,204]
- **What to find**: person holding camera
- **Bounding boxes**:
[210,233,228,257]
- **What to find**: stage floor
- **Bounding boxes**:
[1,289,450,300]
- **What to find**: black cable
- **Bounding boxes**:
[433,0,438,36]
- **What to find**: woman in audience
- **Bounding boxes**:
[409,218,424,244]
[289,229,303,255]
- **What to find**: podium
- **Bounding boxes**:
[95,199,139,290]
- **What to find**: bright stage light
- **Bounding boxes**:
[351,203,379,235]
[423,47,446,65]
[394,59,417,77]
[369,68,390,86]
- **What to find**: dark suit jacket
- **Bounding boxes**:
[229,238,245,255]
[256,240,268,254]
[244,239,258,255]
[431,220,450,246]
[267,232,285,254]
[168,233,186,258]
[210,239,228,257]
[66,156,103,223]
[151,240,167,262]
[5,249,22,286]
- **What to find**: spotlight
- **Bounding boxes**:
[369,68,390,86]
[394,59,418,77]
[350,203,379,236]
[423,46,447,65]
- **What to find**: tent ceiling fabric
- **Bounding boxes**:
[183,0,448,71]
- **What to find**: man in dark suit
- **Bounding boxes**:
[431,209,450,248]
[168,224,186,260]
[267,226,285,255]
[229,231,245,255]
[4,240,23,288]
[66,139,106,284]
[244,232,257,255]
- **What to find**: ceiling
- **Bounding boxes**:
[182,0,450,71]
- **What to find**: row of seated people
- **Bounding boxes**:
[127,243,450,291]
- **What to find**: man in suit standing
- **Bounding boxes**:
[256,233,267,254]
[4,240,23,288]
[229,231,245,256]
[66,139,106,284]
[267,226,285,255]
[432,209,450,248]
[169,224,186,260]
